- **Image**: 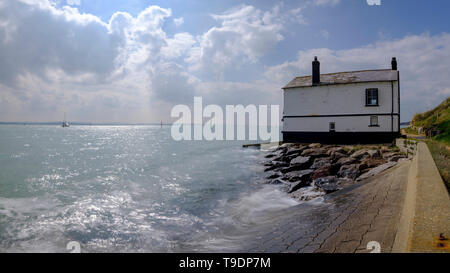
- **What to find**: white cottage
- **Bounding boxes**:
[282,57,400,144]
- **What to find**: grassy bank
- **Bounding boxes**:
[426,140,450,193]
[410,97,450,144]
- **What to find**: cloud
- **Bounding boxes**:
[6,0,447,125]
[313,0,340,6]
[0,0,120,87]
[173,17,184,26]
[66,0,80,6]
[264,33,450,121]
[186,5,285,78]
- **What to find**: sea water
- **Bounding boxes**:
[0,125,298,252]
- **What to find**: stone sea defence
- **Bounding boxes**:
[263,143,408,201]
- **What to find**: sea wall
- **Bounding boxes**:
[393,142,450,253]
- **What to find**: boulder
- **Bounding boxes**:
[311,158,331,169]
[361,158,387,169]
[281,164,307,174]
[326,147,348,156]
[336,157,358,165]
[272,153,298,163]
[284,149,303,157]
[367,149,381,158]
[350,149,370,159]
[389,155,405,162]
[301,148,328,158]
[267,179,284,185]
[382,152,401,159]
[265,173,281,179]
[337,164,360,179]
[311,163,341,180]
[330,152,347,162]
[264,162,289,172]
[290,156,311,166]
[308,143,322,148]
[264,153,279,159]
[356,161,397,181]
[283,169,314,182]
[288,180,310,193]
[285,146,307,157]
[313,176,340,193]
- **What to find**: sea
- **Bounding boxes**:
[0,125,300,252]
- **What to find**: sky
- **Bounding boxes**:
[0,0,449,123]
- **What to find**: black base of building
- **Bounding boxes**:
[282,131,401,144]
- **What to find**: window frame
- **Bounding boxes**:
[369,116,379,127]
[365,88,379,107]
[329,122,336,132]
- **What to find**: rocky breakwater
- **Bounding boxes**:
[263,143,407,201]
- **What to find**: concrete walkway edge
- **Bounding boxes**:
[392,142,450,252]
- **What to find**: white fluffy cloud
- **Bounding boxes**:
[173,17,184,26]
[313,0,340,6]
[0,1,293,122]
[186,5,285,78]
[66,0,80,6]
[264,33,450,120]
[1,0,447,123]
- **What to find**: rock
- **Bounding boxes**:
[272,154,292,163]
[301,148,328,158]
[264,152,279,159]
[283,169,314,182]
[389,155,405,162]
[313,176,340,193]
[267,179,284,185]
[330,152,347,162]
[290,156,311,165]
[336,157,358,165]
[350,149,369,159]
[308,143,321,148]
[326,147,348,156]
[367,149,381,158]
[356,161,397,181]
[285,146,307,157]
[281,165,307,174]
[311,158,331,169]
[311,164,341,180]
[337,164,360,179]
[382,152,401,159]
[264,162,289,172]
[265,173,281,179]
[361,158,387,169]
[288,180,310,193]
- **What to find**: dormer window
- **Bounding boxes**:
[366,88,379,106]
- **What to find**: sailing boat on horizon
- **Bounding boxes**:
[62,112,70,127]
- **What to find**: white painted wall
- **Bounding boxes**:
[283,80,400,132]
[284,115,397,132]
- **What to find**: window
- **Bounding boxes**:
[366,88,379,106]
[370,116,379,127]
[329,122,335,132]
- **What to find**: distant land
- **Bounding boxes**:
[0,122,169,126]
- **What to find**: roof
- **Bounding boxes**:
[282,69,398,89]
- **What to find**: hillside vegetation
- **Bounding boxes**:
[410,97,450,144]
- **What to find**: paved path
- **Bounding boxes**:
[244,160,411,253]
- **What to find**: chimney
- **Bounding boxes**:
[312,56,320,85]
[391,57,398,70]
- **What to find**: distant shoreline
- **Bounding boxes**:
[0,122,170,126]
